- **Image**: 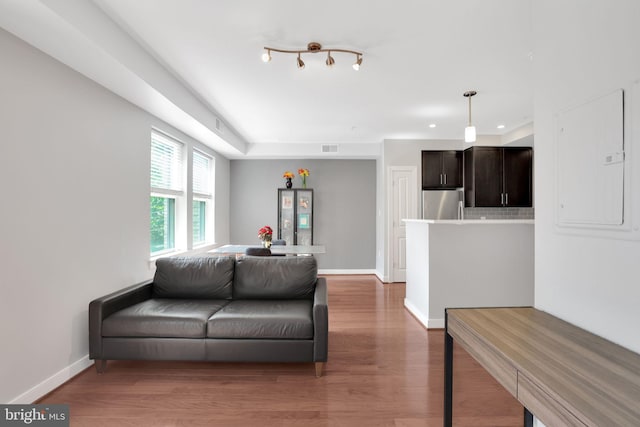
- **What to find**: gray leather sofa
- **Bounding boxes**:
[89,256,328,376]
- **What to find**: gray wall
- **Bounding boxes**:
[230,159,376,270]
[0,28,231,403]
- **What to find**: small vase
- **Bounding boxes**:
[262,239,272,248]
[285,177,292,189]
[302,176,307,189]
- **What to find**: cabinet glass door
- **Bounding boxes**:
[278,190,295,245]
[296,190,313,245]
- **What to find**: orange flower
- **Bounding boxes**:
[298,168,310,177]
[283,171,294,179]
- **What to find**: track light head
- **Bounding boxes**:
[326,51,335,67]
[352,55,362,71]
[261,49,271,63]
[297,53,305,69]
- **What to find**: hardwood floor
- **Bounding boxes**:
[38,275,522,426]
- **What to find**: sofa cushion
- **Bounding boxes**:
[102,299,229,338]
[234,256,317,299]
[206,300,313,339]
[153,257,234,299]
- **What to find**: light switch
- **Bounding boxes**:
[603,151,624,165]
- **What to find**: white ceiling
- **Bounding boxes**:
[1,0,534,157]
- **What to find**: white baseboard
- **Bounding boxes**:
[10,355,93,404]
[318,269,378,275]
[403,299,444,329]
[404,299,429,329]
[375,271,389,283]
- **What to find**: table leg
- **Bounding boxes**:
[444,311,453,427]
[524,408,534,427]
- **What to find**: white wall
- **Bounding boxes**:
[533,1,640,353]
[0,28,230,403]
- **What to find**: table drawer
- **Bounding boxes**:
[518,373,587,427]
[447,315,517,396]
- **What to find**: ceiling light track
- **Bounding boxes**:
[262,42,363,70]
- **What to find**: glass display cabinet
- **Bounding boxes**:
[278,189,313,245]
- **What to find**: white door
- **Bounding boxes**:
[389,167,417,282]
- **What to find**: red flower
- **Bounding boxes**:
[258,225,273,240]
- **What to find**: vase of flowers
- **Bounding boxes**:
[258,225,273,248]
[298,168,310,189]
[283,171,294,189]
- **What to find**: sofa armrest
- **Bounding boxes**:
[312,277,328,362]
[89,280,153,359]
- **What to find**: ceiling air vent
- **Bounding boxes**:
[321,144,338,153]
[215,118,223,133]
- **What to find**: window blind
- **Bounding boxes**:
[193,150,212,196]
[151,131,183,192]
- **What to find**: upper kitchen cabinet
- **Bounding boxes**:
[464,147,533,207]
[421,151,463,189]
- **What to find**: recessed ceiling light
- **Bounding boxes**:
[497,124,505,129]
[429,123,436,128]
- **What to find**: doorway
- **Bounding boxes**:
[387,166,418,282]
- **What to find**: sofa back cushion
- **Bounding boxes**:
[234,256,317,299]
[153,257,234,299]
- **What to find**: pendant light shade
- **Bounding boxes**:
[463,90,477,143]
[465,126,476,143]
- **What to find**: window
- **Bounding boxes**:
[192,149,213,245]
[150,131,183,255]
[150,197,175,253]
[149,130,216,255]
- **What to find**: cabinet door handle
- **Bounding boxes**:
[444,174,447,185]
[501,193,504,205]
[440,174,443,185]
[505,193,509,205]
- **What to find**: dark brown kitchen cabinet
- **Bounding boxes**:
[464,147,532,207]
[421,151,463,189]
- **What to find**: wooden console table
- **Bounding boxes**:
[444,307,640,426]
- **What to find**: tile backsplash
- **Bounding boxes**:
[463,207,534,220]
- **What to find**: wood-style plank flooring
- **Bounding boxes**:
[38,275,522,426]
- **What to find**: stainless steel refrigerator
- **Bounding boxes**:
[422,189,464,220]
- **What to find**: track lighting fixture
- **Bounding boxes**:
[463,90,477,143]
[262,42,363,70]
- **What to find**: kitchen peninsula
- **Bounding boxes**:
[403,219,534,328]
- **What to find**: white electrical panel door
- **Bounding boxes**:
[557,89,624,227]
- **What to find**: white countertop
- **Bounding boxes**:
[403,219,534,225]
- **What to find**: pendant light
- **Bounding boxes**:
[463,90,477,143]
